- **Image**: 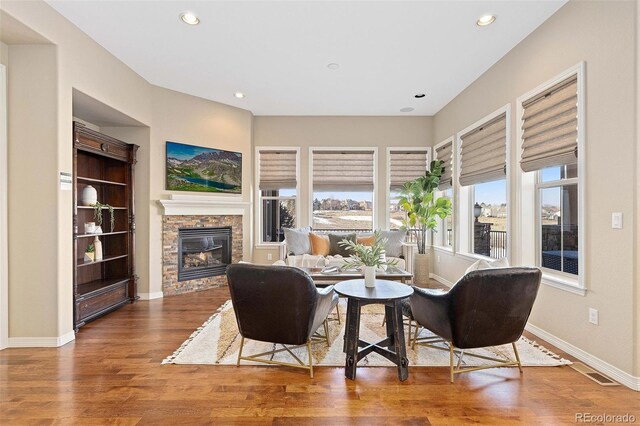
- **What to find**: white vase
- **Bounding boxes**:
[413,252,430,287]
[81,185,98,206]
[94,236,103,261]
[363,265,376,288]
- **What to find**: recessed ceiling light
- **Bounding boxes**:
[327,63,340,70]
[477,14,496,26]
[414,93,426,98]
[400,107,414,113]
[180,12,200,25]
[234,92,245,99]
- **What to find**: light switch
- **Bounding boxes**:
[612,212,623,229]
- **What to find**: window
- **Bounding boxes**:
[311,149,375,232]
[388,149,430,230]
[519,69,582,280]
[458,108,509,259]
[434,139,454,248]
[257,149,298,243]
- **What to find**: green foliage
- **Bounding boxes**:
[398,160,452,254]
[338,231,399,269]
[85,243,94,253]
[92,202,116,232]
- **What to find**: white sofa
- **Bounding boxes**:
[278,240,417,276]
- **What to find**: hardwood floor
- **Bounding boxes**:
[2,286,638,425]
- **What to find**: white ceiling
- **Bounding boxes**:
[48,1,567,116]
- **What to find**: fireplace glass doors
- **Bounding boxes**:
[178,226,232,281]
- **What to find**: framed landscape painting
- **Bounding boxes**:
[166,141,242,194]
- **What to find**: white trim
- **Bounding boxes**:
[433,136,455,251]
[455,104,511,261]
[308,146,378,230]
[525,323,639,391]
[429,272,454,288]
[0,64,7,350]
[254,146,301,245]
[432,245,454,255]
[9,331,75,348]
[138,292,164,300]
[516,62,586,292]
[541,273,586,296]
[157,197,250,216]
[385,146,431,230]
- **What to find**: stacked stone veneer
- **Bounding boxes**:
[163,215,243,296]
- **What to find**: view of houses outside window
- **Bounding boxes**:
[473,179,507,258]
[261,188,296,243]
[389,190,407,230]
[441,188,453,247]
[312,191,373,231]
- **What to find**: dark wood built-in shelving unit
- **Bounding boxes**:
[73,122,138,330]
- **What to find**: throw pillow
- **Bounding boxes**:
[283,227,312,255]
[309,233,331,256]
[357,235,376,246]
[380,230,406,257]
[464,257,510,275]
[272,260,287,266]
[329,233,356,257]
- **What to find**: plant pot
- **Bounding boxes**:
[413,252,430,287]
[81,185,98,206]
[363,266,376,288]
[83,252,95,262]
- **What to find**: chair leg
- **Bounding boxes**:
[512,342,523,373]
[324,320,330,347]
[381,313,386,327]
[456,350,465,369]
[449,341,455,383]
[335,303,341,325]
[407,319,413,347]
[307,340,314,378]
[236,336,245,366]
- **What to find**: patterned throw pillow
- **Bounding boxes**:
[379,230,406,258]
[283,227,312,255]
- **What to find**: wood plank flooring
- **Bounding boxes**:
[1,285,638,425]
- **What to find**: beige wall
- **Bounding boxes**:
[149,86,253,295]
[634,0,639,378]
[252,116,433,264]
[432,0,638,375]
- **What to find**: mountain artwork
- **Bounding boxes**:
[166,141,242,194]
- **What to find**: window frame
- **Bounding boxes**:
[309,147,378,233]
[455,104,512,262]
[516,62,586,295]
[254,146,300,247]
[432,137,455,252]
[385,147,431,232]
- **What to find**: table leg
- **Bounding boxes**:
[343,298,353,353]
[345,299,361,380]
[384,304,395,350]
[392,300,409,381]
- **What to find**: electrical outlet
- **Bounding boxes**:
[612,212,623,229]
[589,308,599,325]
[267,253,273,261]
[436,255,441,263]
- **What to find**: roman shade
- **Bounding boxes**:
[312,150,375,191]
[459,113,507,187]
[389,150,429,190]
[259,150,297,190]
[435,142,453,190]
[520,74,578,173]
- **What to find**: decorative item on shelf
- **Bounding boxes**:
[84,222,96,234]
[339,231,398,288]
[399,160,452,287]
[93,236,103,261]
[92,201,116,233]
[84,243,95,262]
[80,184,98,206]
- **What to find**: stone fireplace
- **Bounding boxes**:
[178,226,232,282]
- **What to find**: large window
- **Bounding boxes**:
[312,149,375,232]
[434,139,453,248]
[388,149,430,230]
[257,149,298,243]
[458,108,509,259]
[537,165,578,275]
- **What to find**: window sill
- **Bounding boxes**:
[456,251,495,263]
[432,246,454,255]
[541,272,586,296]
[254,244,283,250]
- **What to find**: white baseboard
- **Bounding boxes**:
[138,291,164,300]
[8,330,75,348]
[525,323,640,391]
[430,273,454,288]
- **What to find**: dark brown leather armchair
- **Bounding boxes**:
[410,267,541,382]
[226,264,338,377]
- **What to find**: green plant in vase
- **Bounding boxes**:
[92,201,116,233]
[84,243,95,262]
[339,231,397,288]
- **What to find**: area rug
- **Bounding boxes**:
[162,300,571,368]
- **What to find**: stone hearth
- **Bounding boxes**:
[163,215,242,296]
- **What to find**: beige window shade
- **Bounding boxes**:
[435,142,453,190]
[313,150,375,191]
[520,74,578,172]
[459,113,507,187]
[259,150,297,190]
[389,150,429,190]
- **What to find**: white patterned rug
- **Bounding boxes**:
[162,300,571,368]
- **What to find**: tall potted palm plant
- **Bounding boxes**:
[399,160,452,286]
